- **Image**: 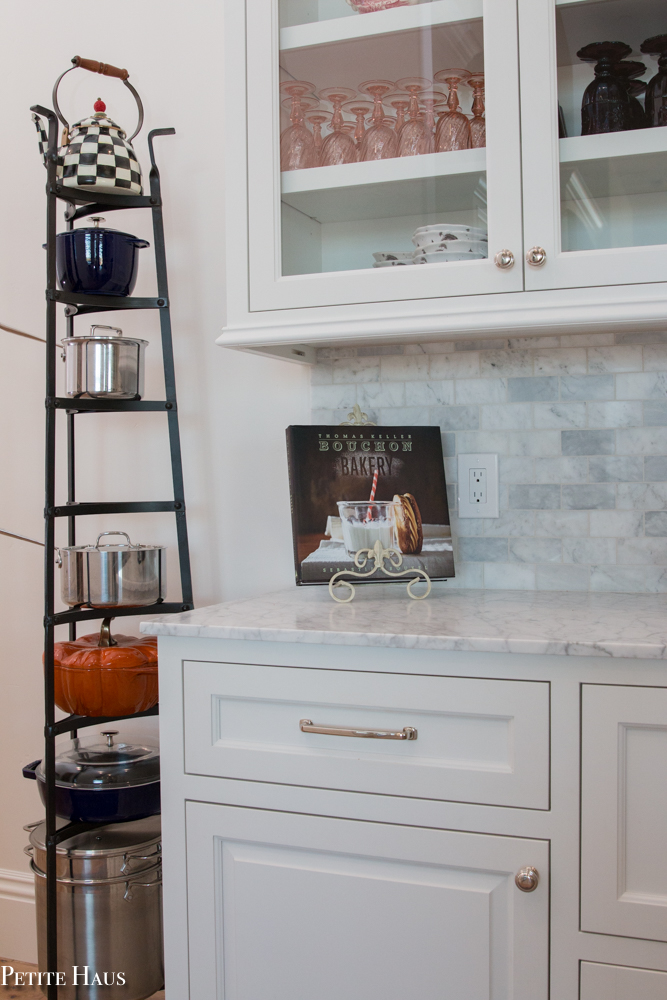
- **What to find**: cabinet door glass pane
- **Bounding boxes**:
[278,3,487,276]
[557,0,667,253]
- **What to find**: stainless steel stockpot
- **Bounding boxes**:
[59,531,166,608]
[26,814,161,882]
[28,817,163,1000]
[61,324,148,398]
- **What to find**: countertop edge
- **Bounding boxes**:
[140,621,667,660]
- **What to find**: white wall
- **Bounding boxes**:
[0,0,310,960]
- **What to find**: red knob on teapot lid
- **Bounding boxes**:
[94,98,106,113]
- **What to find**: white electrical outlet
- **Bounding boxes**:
[457,454,499,518]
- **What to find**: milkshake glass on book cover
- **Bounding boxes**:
[337,501,397,555]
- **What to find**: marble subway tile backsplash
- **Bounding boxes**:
[311,330,667,593]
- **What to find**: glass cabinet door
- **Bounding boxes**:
[521,0,667,291]
[246,0,523,312]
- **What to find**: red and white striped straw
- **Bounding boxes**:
[366,469,379,521]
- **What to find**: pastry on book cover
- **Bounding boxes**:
[286,425,454,586]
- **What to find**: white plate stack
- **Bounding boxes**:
[372,252,414,268]
[411,224,488,264]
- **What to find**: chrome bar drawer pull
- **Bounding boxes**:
[300,719,417,740]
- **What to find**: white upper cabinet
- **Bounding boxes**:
[521,0,667,292]
[246,0,523,311]
[220,0,667,347]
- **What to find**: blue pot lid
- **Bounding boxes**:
[37,732,159,788]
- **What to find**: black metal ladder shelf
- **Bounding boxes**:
[32,103,193,999]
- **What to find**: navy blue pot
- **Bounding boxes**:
[23,759,160,824]
[55,226,150,297]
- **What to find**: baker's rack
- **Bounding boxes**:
[31,102,193,999]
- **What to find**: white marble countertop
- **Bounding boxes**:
[140,586,667,659]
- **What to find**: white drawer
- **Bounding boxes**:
[183,661,550,808]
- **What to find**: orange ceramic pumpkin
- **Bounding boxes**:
[51,619,158,717]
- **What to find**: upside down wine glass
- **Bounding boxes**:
[640,34,667,127]
[358,80,399,160]
[279,81,319,171]
[342,99,375,147]
[318,87,359,165]
[305,110,332,154]
[383,93,410,137]
[577,42,632,135]
[468,73,486,148]
[612,61,648,130]
[395,77,433,156]
[433,69,472,151]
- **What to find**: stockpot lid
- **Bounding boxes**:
[61,323,149,346]
[35,730,159,789]
[29,814,161,858]
[59,530,165,555]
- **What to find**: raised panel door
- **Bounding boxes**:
[581,684,667,942]
[186,801,549,999]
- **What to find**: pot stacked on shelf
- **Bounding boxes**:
[26,817,164,1000]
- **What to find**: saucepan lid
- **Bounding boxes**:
[35,730,159,789]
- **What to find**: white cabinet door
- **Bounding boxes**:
[186,802,549,1000]
[581,684,667,942]
[581,962,667,1000]
[520,0,667,292]
[245,0,524,312]
[183,661,550,807]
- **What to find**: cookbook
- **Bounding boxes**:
[286,425,454,586]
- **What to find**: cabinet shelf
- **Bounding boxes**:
[560,129,667,200]
[280,0,482,51]
[282,147,486,223]
[560,128,667,165]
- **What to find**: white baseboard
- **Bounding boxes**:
[0,868,37,964]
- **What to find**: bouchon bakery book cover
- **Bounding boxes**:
[286,425,454,586]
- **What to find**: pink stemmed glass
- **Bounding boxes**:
[395,77,433,156]
[279,81,319,171]
[342,99,375,147]
[467,73,486,148]
[383,93,411,137]
[318,87,359,166]
[305,110,332,156]
[357,80,398,160]
[417,92,445,153]
[346,0,417,12]
[433,69,472,151]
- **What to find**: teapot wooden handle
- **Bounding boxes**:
[71,56,129,81]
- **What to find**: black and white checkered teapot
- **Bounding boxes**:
[33,56,144,196]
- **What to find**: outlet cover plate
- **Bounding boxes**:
[457,453,499,518]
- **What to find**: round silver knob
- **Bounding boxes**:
[526,246,547,267]
[515,866,539,892]
[494,249,515,269]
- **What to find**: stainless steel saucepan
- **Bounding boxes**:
[61,324,148,398]
[0,528,165,608]
[59,531,166,608]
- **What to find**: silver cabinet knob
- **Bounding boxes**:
[494,249,515,269]
[515,867,539,892]
[526,246,547,267]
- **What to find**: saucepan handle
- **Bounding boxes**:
[22,760,41,780]
[96,531,133,549]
